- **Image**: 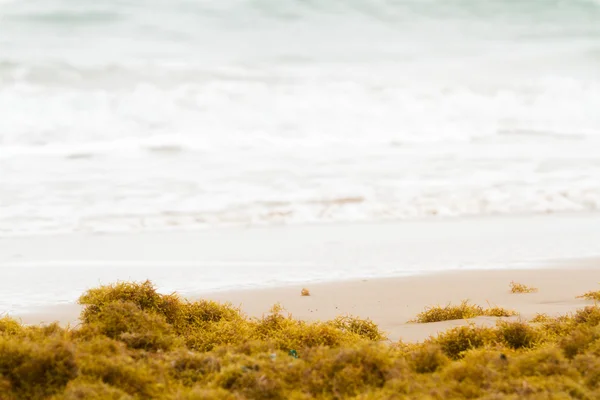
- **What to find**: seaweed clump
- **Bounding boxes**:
[578,290,600,302]
[1,280,600,399]
[510,281,539,294]
[410,300,517,323]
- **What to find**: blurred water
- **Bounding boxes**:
[1,0,600,234]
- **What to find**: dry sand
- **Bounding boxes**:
[206,265,600,342]
[17,262,600,342]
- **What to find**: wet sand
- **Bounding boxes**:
[17,262,600,342]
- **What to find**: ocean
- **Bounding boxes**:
[1,0,600,235]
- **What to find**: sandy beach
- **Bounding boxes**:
[207,264,600,342]
[17,261,600,342]
[4,214,600,342]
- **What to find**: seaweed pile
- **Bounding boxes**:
[1,280,600,399]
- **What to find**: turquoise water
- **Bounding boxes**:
[1,0,600,234]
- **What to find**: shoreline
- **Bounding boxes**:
[16,263,600,342]
[2,213,600,315]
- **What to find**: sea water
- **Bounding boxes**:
[1,0,600,235]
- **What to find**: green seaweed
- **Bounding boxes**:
[0,280,599,399]
[410,300,517,323]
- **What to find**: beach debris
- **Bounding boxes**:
[301,288,310,296]
[577,291,600,301]
[410,300,517,323]
[577,288,600,301]
[509,281,538,294]
[288,349,299,359]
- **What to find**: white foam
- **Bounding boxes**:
[1,0,600,235]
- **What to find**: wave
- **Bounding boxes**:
[495,129,591,141]
[2,0,600,43]
[0,137,200,159]
[2,0,600,236]
[1,189,600,237]
[3,0,600,19]
[10,10,122,24]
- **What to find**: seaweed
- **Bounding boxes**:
[0,280,599,399]
[410,300,517,323]
[509,281,538,294]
